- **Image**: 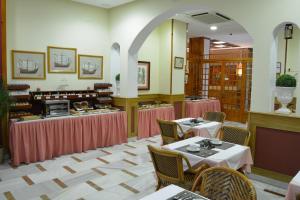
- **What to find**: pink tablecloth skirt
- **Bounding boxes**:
[138,107,175,139]
[9,112,128,166]
[185,99,221,118]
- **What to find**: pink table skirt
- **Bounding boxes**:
[138,106,175,139]
[9,112,128,166]
[185,99,221,118]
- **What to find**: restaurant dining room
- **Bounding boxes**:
[1,0,300,200]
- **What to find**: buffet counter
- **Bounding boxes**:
[138,106,175,139]
[185,99,221,118]
[9,111,127,166]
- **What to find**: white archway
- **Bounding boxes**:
[110,43,121,95]
[126,3,254,97]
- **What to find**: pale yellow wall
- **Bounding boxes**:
[138,19,187,95]
[172,20,186,94]
[158,21,172,94]
[138,27,160,94]
[7,0,110,91]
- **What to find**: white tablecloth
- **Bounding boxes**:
[286,171,300,200]
[175,118,222,138]
[163,137,253,172]
[139,185,209,200]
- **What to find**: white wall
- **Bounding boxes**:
[276,26,300,74]
[7,0,110,91]
[109,0,300,114]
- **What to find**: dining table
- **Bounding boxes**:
[139,184,209,200]
[174,118,222,138]
[162,136,253,172]
[286,171,300,200]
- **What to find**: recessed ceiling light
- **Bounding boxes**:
[210,25,218,31]
[215,44,226,48]
[213,41,225,44]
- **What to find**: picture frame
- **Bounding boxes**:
[138,61,150,90]
[174,56,184,69]
[78,55,103,80]
[47,46,77,73]
[12,50,46,80]
[276,62,281,74]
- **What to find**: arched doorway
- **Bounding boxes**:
[129,6,254,122]
[110,43,121,95]
[272,22,300,114]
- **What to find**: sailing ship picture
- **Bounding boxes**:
[48,46,77,73]
[78,55,103,79]
[17,59,39,74]
[54,53,71,68]
[12,50,46,79]
[82,62,97,75]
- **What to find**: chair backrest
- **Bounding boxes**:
[203,112,226,123]
[192,167,257,200]
[221,126,250,146]
[148,145,185,183]
[157,119,180,145]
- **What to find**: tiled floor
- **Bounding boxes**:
[0,135,287,200]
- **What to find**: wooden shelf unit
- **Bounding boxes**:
[8,84,33,119]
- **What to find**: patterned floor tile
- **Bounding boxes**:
[0,126,287,200]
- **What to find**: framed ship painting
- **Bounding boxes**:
[12,50,46,79]
[78,55,103,79]
[137,61,150,90]
[47,46,77,73]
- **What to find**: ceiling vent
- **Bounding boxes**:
[192,12,231,24]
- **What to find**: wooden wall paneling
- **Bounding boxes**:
[248,112,300,182]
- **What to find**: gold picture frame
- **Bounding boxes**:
[78,54,103,80]
[12,50,46,80]
[174,56,184,69]
[138,61,150,90]
[47,46,77,73]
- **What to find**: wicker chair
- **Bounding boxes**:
[220,126,251,146]
[192,167,257,200]
[203,111,226,123]
[157,119,194,145]
[148,145,209,191]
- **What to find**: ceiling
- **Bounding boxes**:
[71,0,136,8]
[174,11,253,48]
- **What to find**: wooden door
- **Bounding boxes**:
[193,59,252,122]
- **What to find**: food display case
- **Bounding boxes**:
[43,100,70,118]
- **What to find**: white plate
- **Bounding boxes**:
[210,140,222,145]
[186,146,201,152]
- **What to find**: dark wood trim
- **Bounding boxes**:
[1,0,7,86]
[1,0,8,153]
